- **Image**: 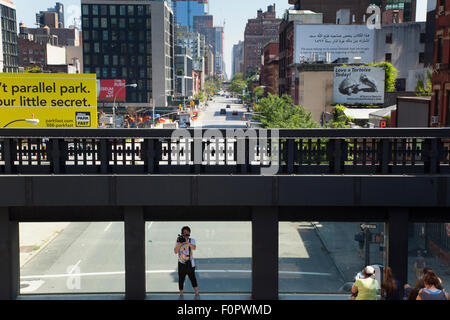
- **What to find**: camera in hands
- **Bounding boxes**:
[177,234,186,243]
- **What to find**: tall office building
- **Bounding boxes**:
[289,0,416,24]
[81,0,175,108]
[232,41,244,78]
[0,0,18,72]
[193,14,212,34]
[36,2,65,28]
[243,4,281,77]
[171,0,208,32]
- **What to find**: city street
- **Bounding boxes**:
[19,221,344,295]
[192,95,248,129]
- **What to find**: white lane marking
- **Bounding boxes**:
[20,280,45,293]
[20,270,332,280]
[104,222,113,232]
[67,260,82,275]
[147,222,153,230]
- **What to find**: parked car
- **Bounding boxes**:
[232,110,238,116]
[220,109,227,115]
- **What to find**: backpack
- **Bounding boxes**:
[354,232,364,242]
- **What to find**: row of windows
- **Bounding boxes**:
[85,66,152,82]
[1,5,16,20]
[84,55,151,68]
[82,4,151,17]
[1,17,16,32]
[385,32,426,44]
[384,52,425,64]
[83,30,151,43]
[21,57,45,64]
[82,17,151,30]
[3,54,18,67]
[2,30,17,43]
[21,49,44,56]
[2,42,17,55]
[83,42,150,55]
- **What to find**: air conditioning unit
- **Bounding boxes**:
[431,116,439,125]
[439,6,445,15]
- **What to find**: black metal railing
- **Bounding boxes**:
[0,128,449,175]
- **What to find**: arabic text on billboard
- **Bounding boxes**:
[294,25,375,64]
[333,66,385,105]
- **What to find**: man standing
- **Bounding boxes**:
[414,250,426,279]
[174,226,199,299]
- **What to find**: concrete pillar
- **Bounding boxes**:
[124,207,146,300]
[387,208,409,297]
[252,206,278,300]
[0,207,19,300]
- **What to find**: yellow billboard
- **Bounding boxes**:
[0,107,97,128]
[0,73,98,128]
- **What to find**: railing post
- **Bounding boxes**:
[287,139,294,174]
[0,207,19,300]
[50,139,61,174]
[387,208,409,297]
[144,138,155,174]
[252,206,278,300]
[124,206,146,300]
[99,139,108,174]
[3,139,14,174]
[380,139,390,174]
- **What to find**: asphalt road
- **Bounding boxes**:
[20,221,344,295]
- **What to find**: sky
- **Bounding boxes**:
[14,0,428,79]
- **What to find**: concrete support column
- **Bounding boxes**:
[0,207,19,300]
[252,206,278,300]
[387,208,409,296]
[124,207,146,300]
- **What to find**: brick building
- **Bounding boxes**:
[243,4,281,78]
[261,41,279,96]
[431,0,450,127]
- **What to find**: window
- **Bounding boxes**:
[92,30,99,41]
[82,18,89,28]
[447,91,450,126]
[435,90,440,117]
[83,43,90,53]
[82,5,89,16]
[83,30,90,41]
[111,18,117,28]
[385,53,392,63]
[94,43,100,54]
[119,6,126,16]
[84,55,90,66]
[420,33,426,43]
[137,6,144,16]
[92,5,99,16]
[103,31,109,41]
[419,52,425,64]
[128,5,135,16]
[119,19,125,29]
[102,68,108,78]
[110,6,117,16]
[395,79,406,92]
[101,18,108,28]
[437,36,443,63]
[113,55,118,66]
[100,5,107,16]
[386,33,392,44]
[92,18,99,28]
[104,55,109,66]
[129,18,136,29]
[112,31,118,41]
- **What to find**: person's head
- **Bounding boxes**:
[384,267,394,280]
[423,270,440,288]
[422,267,431,276]
[181,226,191,237]
[364,266,375,277]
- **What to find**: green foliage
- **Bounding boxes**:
[366,62,398,92]
[204,76,222,95]
[325,105,353,128]
[253,86,265,99]
[253,93,320,129]
[415,70,432,96]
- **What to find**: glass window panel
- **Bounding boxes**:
[145,222,252,293]
[102,30,109,41]
[19,222,125,295]
[111,18,117,28]
[279,222,386,296]
[101,18,108,29]
[92,18,99,28]
[82,5,89,16]
[100,5,107,16]
[110,6,117,16]
[92,5,99,16]
[128,5,135,16]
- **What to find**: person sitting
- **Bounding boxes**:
[352,266,379,300]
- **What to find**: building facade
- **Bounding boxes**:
[175,45,193,98]
[243,5,282,78]
[81,0,175,107]
[0,0,18,73]
[289,0,416,24]
[431,0,450,127]
[261,41,279,96]
[171,0,207,32]
[232,40,244,78]
[36,2,65,28]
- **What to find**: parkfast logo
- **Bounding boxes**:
[76,112,91,127]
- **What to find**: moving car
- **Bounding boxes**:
[220,109,227,115]
[226,104,231,108]
[232,110,238,116]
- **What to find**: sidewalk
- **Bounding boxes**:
[19,222,69,268]
[312,222,385,284]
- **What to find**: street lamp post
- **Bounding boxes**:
[113,83,137,128]
[2,119,40,128]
